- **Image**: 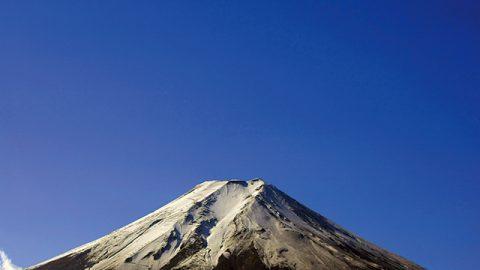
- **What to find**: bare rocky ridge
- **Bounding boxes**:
[28,179,424,270]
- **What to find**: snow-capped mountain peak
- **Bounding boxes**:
[29,179,423,270]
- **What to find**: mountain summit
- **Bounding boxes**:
[29,179,423,270]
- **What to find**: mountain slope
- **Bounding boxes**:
[28,179,423,270]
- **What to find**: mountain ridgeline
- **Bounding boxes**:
[29,179,423,270]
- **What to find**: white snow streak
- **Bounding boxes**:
[0,250,22,270]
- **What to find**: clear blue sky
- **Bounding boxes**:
[1,1,478,269]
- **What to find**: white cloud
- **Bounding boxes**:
[0,250,22,270]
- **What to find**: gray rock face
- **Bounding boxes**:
[28,179,423,270]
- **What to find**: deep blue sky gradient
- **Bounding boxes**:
[1,1,479,269]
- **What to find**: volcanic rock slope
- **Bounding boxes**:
[29,179,423,270]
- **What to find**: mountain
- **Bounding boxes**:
[28,179,423,270]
